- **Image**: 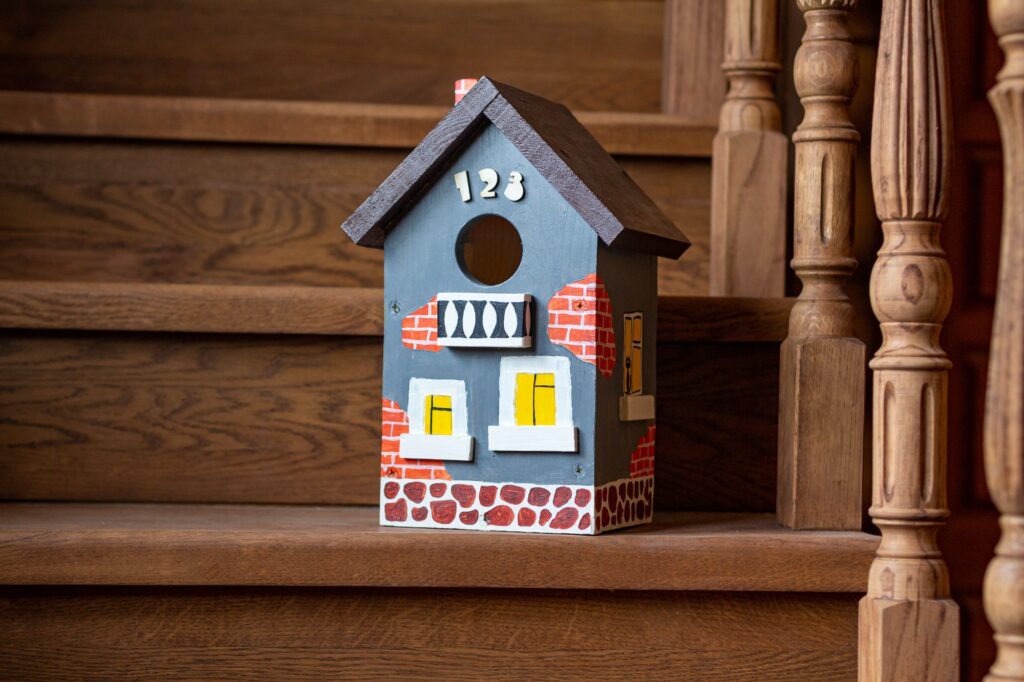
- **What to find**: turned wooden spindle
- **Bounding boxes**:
[984,2,1024,680]
[859,0,959,679]
[777,0,864,530]
[710,0,788,297]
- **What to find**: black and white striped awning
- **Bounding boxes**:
[436,293,532,348]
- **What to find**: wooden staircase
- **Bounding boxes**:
[0,1,958,679]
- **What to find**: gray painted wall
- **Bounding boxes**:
[382,124,657,487]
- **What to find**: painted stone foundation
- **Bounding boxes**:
[380,476,654,535]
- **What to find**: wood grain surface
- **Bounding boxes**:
[709,0,788,297]
[982,2,1024,680]
[0,138,711,295]
[0,0,665,112]
[0,282,792,343]
[777,0,865,531]
[860,0,960,678]
[0,282,385,336]
[0,587,861,680]
[662,0,727,124]
[0,504,877,591]
[0,331,781,510]
[0,91,716,158]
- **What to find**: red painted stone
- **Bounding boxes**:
[404,482,427,503]
[459,510,479,525]
[518,508,537,527]
[553,486,572,507]
[412,506,428,522]
[384,498,407,521]
[539,509,552,526]
[608,485,618,509]
[430,500,457,524]
[550,507,580,529]
[600,508,610,527]
[618,482,627,501]
[383,482,400,499]
[500,485,526,505]
[578,513,592,530]
[429,482,448,498]
[451,484,476,508]
[484,505,514,526]
[528,488,550,506]
[575,488,591,506]
[480,485,498,507]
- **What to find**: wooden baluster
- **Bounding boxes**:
[777,0,865,530]
[859,0,959,679]
[709,0,788,297]
[984,2,1024,680]
[662,0,726,125]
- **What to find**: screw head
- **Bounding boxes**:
[389,300,401,316]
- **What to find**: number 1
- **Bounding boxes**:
[453,170,471,202]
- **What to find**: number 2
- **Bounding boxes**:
[478,168,498,198]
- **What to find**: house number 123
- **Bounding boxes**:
[453,169,524,202]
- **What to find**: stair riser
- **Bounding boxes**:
[0,139,710,295]
[0,587,859,681]
[0,331,778,511]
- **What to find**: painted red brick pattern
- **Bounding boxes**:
[547,274,615,377]
[380,479,598,535]
[401,296,442,352]
[630,424,656,478]
[594,476,654,533]
[380,398,451,481]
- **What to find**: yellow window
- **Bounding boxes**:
[424,394,453,435]
[515,373,556,426]
[624,314,643,395]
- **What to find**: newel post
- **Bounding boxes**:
[709,0,788,296]
[859,0,959,679]
[777,0,865,530]
[983,2,1024,680]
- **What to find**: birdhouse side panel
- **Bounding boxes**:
[592,246,658,531]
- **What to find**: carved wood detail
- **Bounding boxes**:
[859,0,960,679]
[776,0,865,530]
[710,0,788,297]
[983,1,1024,680]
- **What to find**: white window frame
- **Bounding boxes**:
[488,356,577,452]
[399,378,474,461]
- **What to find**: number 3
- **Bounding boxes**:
[504,171,524,202]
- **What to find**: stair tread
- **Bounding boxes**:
[0,280,794,342]
[0,503,877,591]
[0,90,715,158]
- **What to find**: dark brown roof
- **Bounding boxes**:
[340,77,690,259]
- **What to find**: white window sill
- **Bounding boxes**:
[399,433,474,462]
[619,394,655,421]
[487,426,578,452]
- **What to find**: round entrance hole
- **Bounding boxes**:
[456,214,523,286]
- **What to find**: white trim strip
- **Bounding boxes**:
[488,425,578,452]
[437,293,532,303]
[437,336,532,348]
[398,433,475,461]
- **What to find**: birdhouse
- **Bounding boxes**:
[341,77,690,534]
